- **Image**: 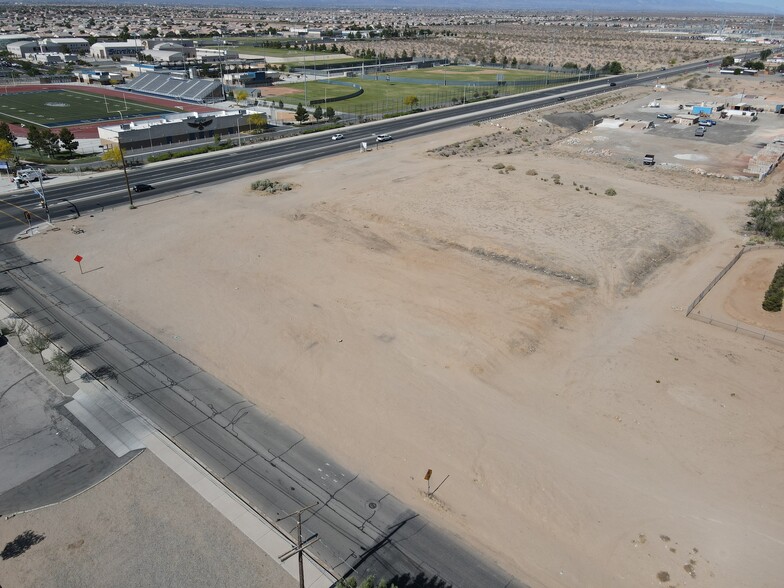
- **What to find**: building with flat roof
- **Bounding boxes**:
[90,40,144,59]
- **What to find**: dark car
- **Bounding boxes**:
[609,82,617,86]
[133,183,154,193]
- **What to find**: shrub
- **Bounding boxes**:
[526,169,538,176]
[552,174,561,184]
[505,165,515,172]
[605,188,617,196]
[492,163,505,169]
[762,263,784,312]
[251,179,292,194]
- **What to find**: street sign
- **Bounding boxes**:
[24,211,31,220]
[73,255,83,263]
[424,469,432,481]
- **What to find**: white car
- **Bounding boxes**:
[376,134,393,142]
[331,133,344,140]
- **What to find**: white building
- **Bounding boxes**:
[40,37,89,54]
[90,40,144,59]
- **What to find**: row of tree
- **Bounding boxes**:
[294,104,337,124]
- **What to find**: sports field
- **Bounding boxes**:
[0,88,177,128]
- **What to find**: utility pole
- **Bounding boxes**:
[277,503,319,588]
[113,112,135,208]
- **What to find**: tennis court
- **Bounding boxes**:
[0,88,177,128]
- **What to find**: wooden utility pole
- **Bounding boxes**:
[277,503,320,588]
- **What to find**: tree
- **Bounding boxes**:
[510,57,517,68]
[603,61,623,75]
[234,89,248,102]
[0,121,16,144]
[743,60,764,71]
[46,350,72,383]
[721,55,735,68]
[41,128,60,157]
[247,112,267,133]
[775,186,784,206]
[748,198,779,236]
[278,99,284,109]
[24,331,50,361]
[313,105,323,122]
[402,95,419,110]
[58,127,79,155]
[760,49,772,61]
[325,106,335,121]
[294,103,309,123]
[102,145,124,167]
[0,139,13,161]
[562,62,579,70]
[26,125,46,155]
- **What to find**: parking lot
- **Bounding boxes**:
[558,80,784,177]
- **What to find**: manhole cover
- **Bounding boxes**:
[367,501,377,510]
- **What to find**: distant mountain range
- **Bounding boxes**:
[35,0,784,17]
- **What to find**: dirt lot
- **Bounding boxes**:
[18,96,784,588]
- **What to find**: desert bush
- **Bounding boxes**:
[492,163,505,169]
[505,165,515,172]
[526,169,538,176]
[251,179,292,194]
[46,350,72,383]
[605,188,617,196]
[552,174,561,184]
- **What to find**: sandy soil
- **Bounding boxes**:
[695,248,784,336]
[18,107,784,588]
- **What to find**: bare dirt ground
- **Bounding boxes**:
[0,451,295,588]
[694,247,784,336]
[341,24,731,72]
[18,99,784,588]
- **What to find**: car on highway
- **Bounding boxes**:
[609,82,617,86]
[331,133,344,141]
[376,134,393,142]
[132,183,154,193]
[656,113,672,119]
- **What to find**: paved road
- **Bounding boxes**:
[0,343,138,515]
[0,247,525,587]
[0,57,734,234]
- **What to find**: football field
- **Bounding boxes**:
[0,88,176,127]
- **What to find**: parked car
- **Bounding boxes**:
[656,113,672,119]
[132,183,154,192]
[695,127,705,137]
[331,133,344,141]
[376,134,393,142]
[698,120,712,127]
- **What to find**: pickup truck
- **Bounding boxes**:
[643,154,655,166]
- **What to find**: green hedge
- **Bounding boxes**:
[762,262,784,312]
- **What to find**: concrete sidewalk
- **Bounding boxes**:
[1,304,336,588]
[51,348,336,588]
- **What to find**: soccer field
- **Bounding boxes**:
[0,89,176,128]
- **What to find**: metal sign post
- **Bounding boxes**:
[73,254,84,274]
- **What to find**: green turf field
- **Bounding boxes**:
[0,89,176,127]
[271,71,574,116]
[392,66,577,83]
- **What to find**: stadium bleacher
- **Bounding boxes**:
[120,72,224,103]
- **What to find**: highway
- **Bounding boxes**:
[0,57,720,232]
[0,56,739,586]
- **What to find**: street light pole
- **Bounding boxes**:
[113,113,135,208]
